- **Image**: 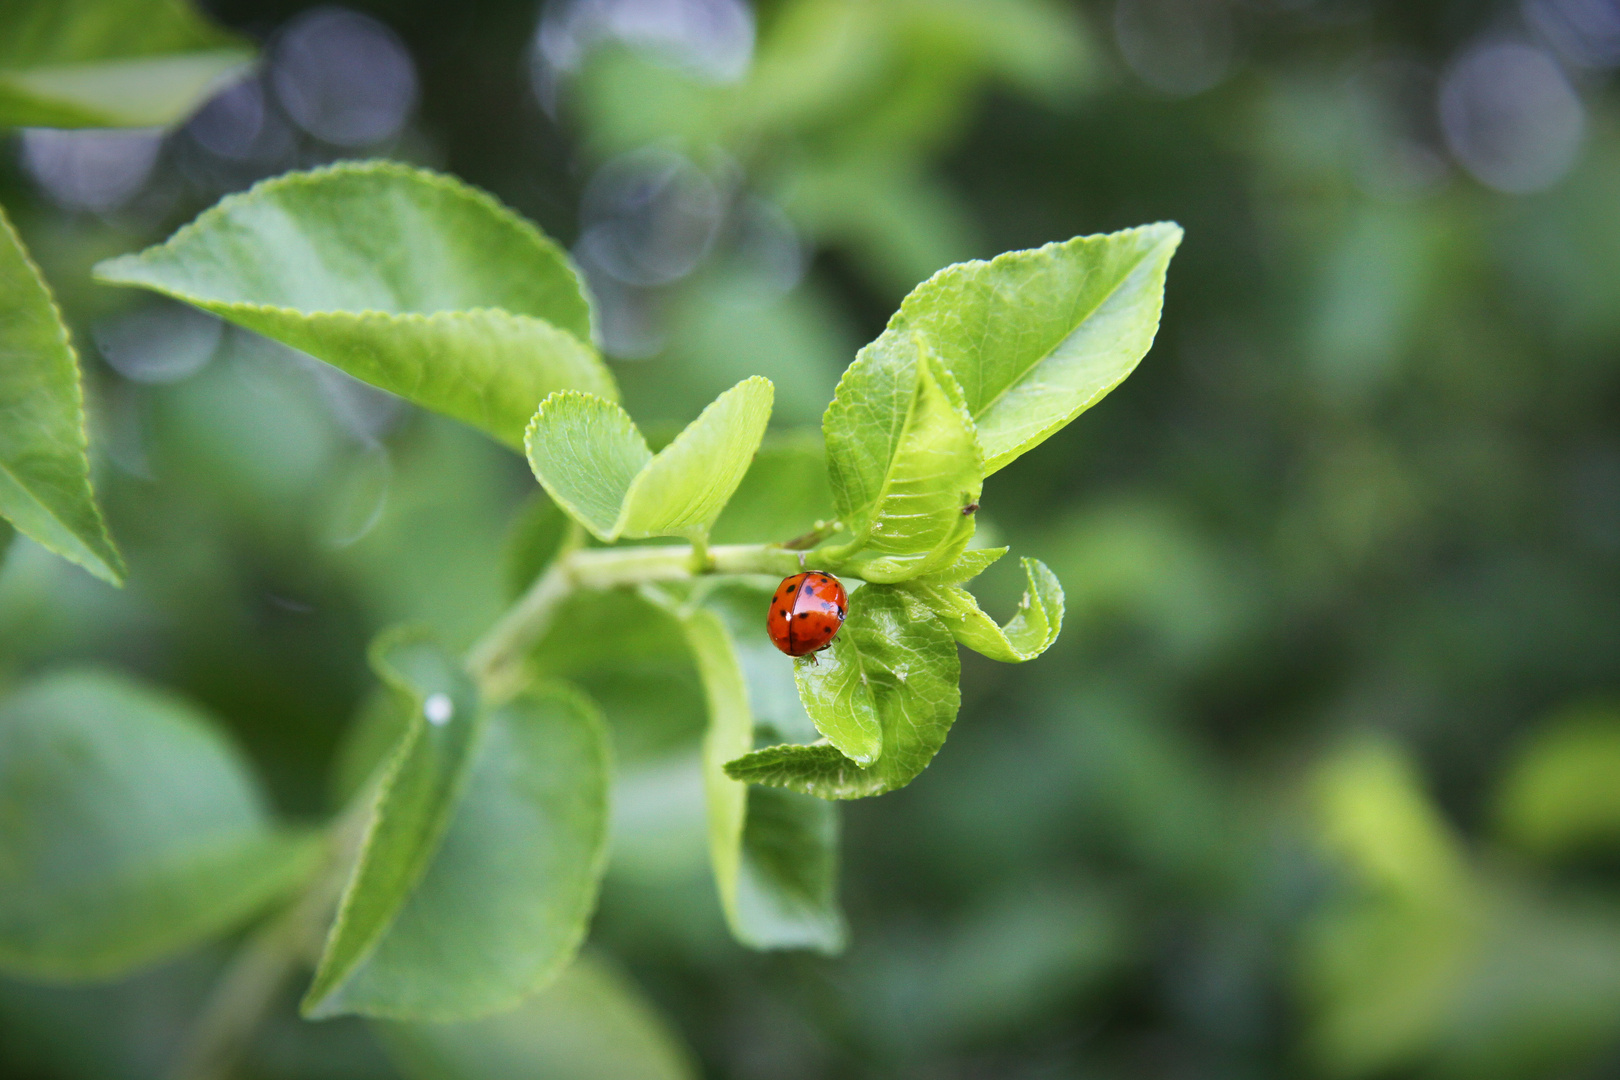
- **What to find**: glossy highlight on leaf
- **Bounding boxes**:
[908,556,1065,662]
[726,587,961,799]
[0,204,124,584]
[0,0,251,128]
[882,223,1182,474]
[0,670,318,981]
[823,333,982,582]
[308,633,610,1021]
[305,628,483,1018]
[94,161,612,449]
[526,377,774,543]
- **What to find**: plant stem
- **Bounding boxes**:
[170,796,374,1080]
[466,541,812,698]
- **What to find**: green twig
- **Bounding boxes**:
[170,795,375,1080]
[466,541,813,698]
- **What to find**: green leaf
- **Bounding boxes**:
[790,612,883,766]
[376,953,696,1080]
[0,202,123,584]
[644,581,846,952]
[1495,704,1620,859]
[725,586,961,799]
[882,224,1182,474]
[915,545,1008,585]
[0,0,250,128]
[0,669,318,981]
[526,377,774,543]
[307,633,610,1020]
[823,333,982,582]
[94,161,612,449]
[907,556,1064,662]
[305,629,484,1016]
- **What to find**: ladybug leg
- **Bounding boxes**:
[804,652,819,666]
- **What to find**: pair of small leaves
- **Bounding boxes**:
[0,0,250,128]
[305,629,610,1021]
[0,669,317,981]
[643,581,845,952]
[819,224,1182,584]
[525,377,773,544]
[95,161,615,451]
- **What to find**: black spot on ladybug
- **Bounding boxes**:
[962,502,979,515]
[797,612,809,619]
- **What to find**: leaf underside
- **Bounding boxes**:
[95,160,612,449]
[646,581,845,953]
[0,0,251,128]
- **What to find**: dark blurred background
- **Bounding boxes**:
[6,0,1620,1077]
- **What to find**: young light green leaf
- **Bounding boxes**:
[643,581,845,953]
[915,545,1008,585]
[0,669,319,981]
[0,203,123,584]
[94,161,612,449]
[907,556,1064,662]
[0,0,251,128]
[791,616,883,765]
[1495,705,1620,859]
[725,587,961,799]
[308,636,611,1021]
[823,333,982,582]
[376,953,696,1080]
[883,224,1183,474]
[524,392,651,540]
[526,377,774,543]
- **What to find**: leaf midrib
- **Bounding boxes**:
[851,347,927,547]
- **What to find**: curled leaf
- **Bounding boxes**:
[823,334,982,582]
[908,556,1064,662]
[726,587,960,799]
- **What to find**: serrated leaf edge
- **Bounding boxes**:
[0,203,124,584]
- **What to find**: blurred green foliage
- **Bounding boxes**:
[4,0,1620,1078]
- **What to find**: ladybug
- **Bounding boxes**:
[766,572,848,658]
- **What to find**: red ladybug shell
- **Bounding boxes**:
[766,572,848,657]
